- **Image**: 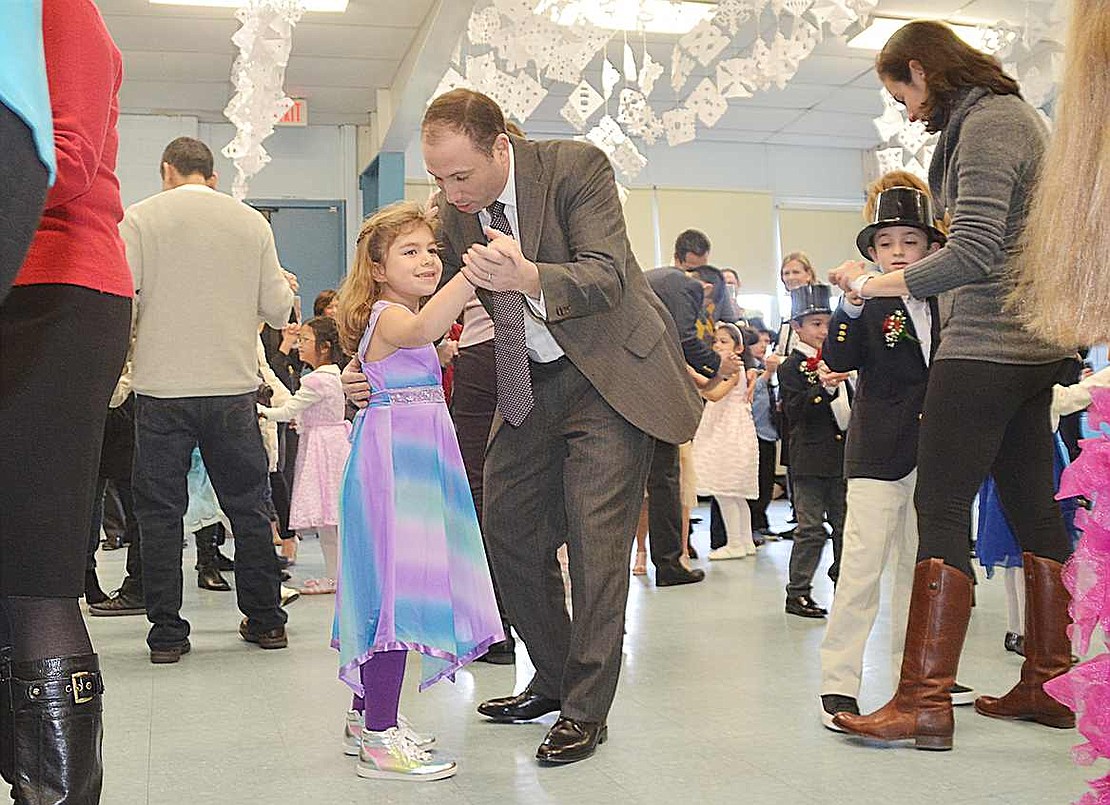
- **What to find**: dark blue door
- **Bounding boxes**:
[250,199,346,320]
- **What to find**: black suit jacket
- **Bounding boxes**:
[822,297,940,480]
[644,267,720,378]
[777,348,847,478]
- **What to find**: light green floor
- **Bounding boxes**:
[77,502,1095,804]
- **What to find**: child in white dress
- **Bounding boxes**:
[691,322,760,560]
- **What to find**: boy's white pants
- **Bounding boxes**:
[819,470,919,698]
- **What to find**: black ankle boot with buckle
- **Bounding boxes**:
[6,653,104,803]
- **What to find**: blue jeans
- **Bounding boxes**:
[132,394,285,649]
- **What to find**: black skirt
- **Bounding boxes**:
[0,283,131,596]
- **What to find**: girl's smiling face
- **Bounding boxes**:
[372,223,443,304]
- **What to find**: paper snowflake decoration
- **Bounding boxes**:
[662,107,697,147]
[431,67,473,101]
[679,19,731,67]
[712,0,755,34]
[467,5,501,45]
[561,79,604,130]
[670,43,695,92]
[638,50,664,96]
[716,57,756,98]
[602,58,621,100]
[876,147,905,176]
[623,43,637,81]
[685,78,728,127]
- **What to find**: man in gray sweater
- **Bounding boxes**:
[122,137,296,664]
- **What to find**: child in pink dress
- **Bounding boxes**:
[259,316,350,594]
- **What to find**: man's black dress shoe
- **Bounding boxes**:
[478,689,561,722]
[536,716,607,764]
[785,595,827,618]
[655,564,705,587]
[476,637,516,665]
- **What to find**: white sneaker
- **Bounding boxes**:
[708,544,747,561]
[357,727,456,781]
[343,710,434,756]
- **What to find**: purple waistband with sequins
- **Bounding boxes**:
[368,385,446,408]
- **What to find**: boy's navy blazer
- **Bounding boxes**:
[822,296,941,481]
[777,348,849,479]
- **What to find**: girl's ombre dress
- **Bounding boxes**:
[333,301,503,694]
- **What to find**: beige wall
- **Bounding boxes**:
[404,179,864,301]
[777,206,866,281]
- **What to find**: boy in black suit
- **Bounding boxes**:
[777,285,850,619]
[817,186,973,730]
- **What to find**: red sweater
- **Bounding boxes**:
[15,0,132,298]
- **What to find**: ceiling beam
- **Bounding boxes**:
[377,0,478,156]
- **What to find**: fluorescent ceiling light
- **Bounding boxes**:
[149,0,348,11]
[536,0,715,35]
[847,16,998,52]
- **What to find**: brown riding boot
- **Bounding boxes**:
[833,559,973,750]
[974,553,1076,729]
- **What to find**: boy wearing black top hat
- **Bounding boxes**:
[777,284,850,619]
[817,186,974,730]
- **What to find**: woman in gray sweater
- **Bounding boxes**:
[828,20,1075,749]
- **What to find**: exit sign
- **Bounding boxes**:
[278,98,308,127]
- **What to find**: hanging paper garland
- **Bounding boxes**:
[222,0,304,200]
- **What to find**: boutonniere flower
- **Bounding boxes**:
[883,310,919,348]
[800,350,822,384]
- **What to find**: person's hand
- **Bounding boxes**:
[764,352,782,374]
[717,352,743,379]
[282,269,299,293]
[279,322,300,354]
[436,339,459,368]
[425,190,441,219]
[828,260,868,293]
[341,357,371,409]
[819,364,851,388]
[461,228,541,297]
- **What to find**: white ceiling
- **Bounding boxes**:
[97,0,1050,148]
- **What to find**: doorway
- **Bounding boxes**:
[250,199,347,319]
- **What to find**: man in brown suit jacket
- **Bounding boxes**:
[423,90,703,764]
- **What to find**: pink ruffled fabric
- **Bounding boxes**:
[1049,388,1110,803]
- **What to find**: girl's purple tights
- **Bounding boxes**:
[351,650,406,731]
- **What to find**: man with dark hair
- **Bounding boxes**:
[161,135,215,181]
[345,89,702,764]
[122,137,297,664]
[673,228,711,269]
[644,248,741,585]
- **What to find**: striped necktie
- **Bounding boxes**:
[485,200,534,426]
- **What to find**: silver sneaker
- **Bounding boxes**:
[356,727,456,781]
[343,710,434,756]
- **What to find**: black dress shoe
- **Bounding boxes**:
[785,595,827,618]
[477,689,561,722]
[535,717,607,764]
[476,638,516,665]
[197,565,231,592]
[655,564,705,587]
[1004,631,1025,656]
